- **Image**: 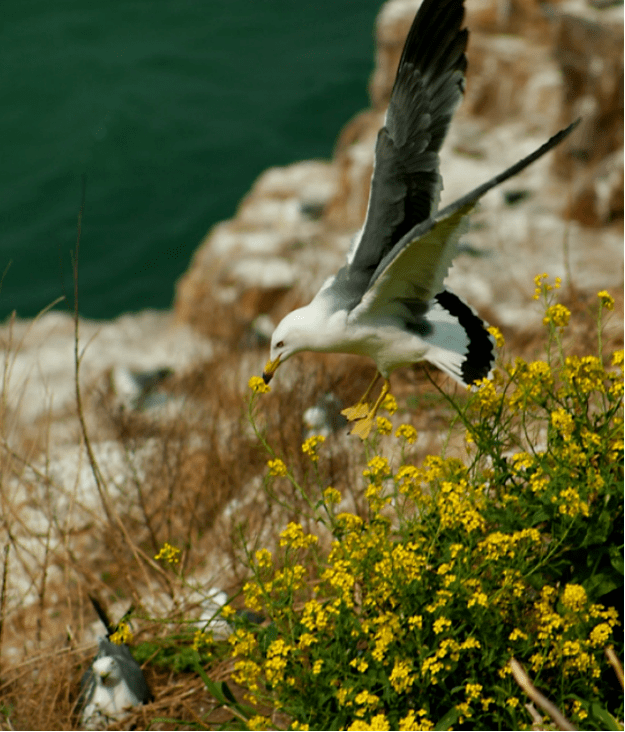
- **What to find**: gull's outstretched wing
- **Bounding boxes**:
[351,121,579,325]
[346,0,467,285]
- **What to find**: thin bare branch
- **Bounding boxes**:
[510,657,577,731]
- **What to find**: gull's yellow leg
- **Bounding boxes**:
[350,379,390,440]
[341,372,381,422]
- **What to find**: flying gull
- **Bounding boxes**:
[79,597,152,729]
[262,0,578,438]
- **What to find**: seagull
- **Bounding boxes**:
[262,0,578,439]
[79,597,152,730]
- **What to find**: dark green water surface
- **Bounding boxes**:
[1,0,381,319]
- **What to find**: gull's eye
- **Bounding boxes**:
[276,340,284,348]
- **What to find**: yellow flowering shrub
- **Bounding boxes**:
[225,282,623,731]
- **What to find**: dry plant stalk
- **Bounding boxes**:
[510,657,576,731]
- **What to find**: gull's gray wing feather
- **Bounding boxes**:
[350,204,473,327]
[353,120,580,322]
[346,0,467,286]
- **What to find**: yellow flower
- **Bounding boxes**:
[312,658,324,675]
[302,435,325,462]
[460,637,481,650]
[154,541,181,564]
[221,604,236,620]
[255,548,273,568]
[562,583,587,612]
[279,522,318,549]
[267,458,288,477]
[433,616,452,634]
[109,621,133,646]
[363,456,391,482]
[589,622,612,646]
[389,659,414,693]
[533,273,561,299]
[354,690,380,709]
[381,393,397,414]
[248,715,270,730]
[248,375,270,394]
[376,416,392,435]
[191,628,213,651]
[556,488,589,518]
[488,325,505,348]
[597,290,615,310]
[543,303,570,328]
[509,628,528,641]
[395,423,418,443]
[323,486,341,505]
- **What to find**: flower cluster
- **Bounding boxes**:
[227,281,622,731]
[109,620,133,646]
[301,435,325,462]
[154,541,181,564]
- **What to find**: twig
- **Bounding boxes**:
[0,543,9,663]
[510,657,576,731]
[605,646,624,688]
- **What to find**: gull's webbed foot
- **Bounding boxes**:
[341,401,371,421]
[350,414,375,439]
[340,372,381,423]
[348,378,391,441]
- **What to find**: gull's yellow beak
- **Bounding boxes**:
[262,356,281,384]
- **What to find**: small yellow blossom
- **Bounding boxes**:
[562,583,587,612]
[267,458,288,477]
[433,616,452,634]
[597,290,615,310]
[488,325,505,348]
[551,408,574,438]
[191,628,213,651]
[297,633,316,649]
[376,416,393,435]
[395,423,418,443]
[363,456,391,482]
[312,658,324,675]
[302,435,325,462]
[220,604,236,620]
[389,659,414,693]
[348,716,390,732]
[248,715,270,730]
[350,657,369,673]
[589,623,612,646]
[255,548,273,568]
[154,541,181,564]
[110,620,133,645]
[543,303,571,328]
[533,273,561,299]
[509,628,528,641]
[279,522,318,549]
[248,375,270,394]
[323,486,342,504]
[381,393,397,414]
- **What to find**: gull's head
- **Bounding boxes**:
[263,306,317,384]
[93,656,122,688]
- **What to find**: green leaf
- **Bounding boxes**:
[591,702,622,731]
[435,707,460,731]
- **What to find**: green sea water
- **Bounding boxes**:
[1,0,381,319]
